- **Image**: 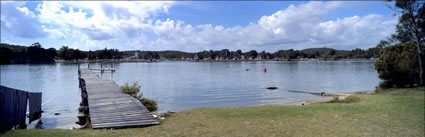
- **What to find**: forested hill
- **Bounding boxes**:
[0,43,27,52]
[0,42,382,64]
[0,43,57,64]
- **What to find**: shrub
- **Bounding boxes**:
[327,95,360,103]
[375,43,424,88]
[120,82,158,111]
[120,82,141,97]
[140,98,158,112]
[343,95,361,103]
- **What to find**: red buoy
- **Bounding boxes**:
[264,68,267,73]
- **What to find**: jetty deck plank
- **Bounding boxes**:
[79,68,159,129]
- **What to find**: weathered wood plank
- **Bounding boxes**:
[91,115,157,123]
[78,68,159,129]
[91,120,159,129]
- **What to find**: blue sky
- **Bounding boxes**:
[1,1,397,52]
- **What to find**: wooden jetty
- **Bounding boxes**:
[78,68,159,129]
[87,63,116,72]
[89,68,116,72]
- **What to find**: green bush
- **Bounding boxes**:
[375,43,424,88]
[344,95,361,103]
[327,95,360,103]
[120,82,158,111]
[120,82,141,97]
[140,98,158,112]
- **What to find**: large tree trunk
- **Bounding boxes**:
[416,36,424,85]
[413,16,423,85]
[415,20,424,86]
[409,5,424,86]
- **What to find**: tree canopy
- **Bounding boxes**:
[375,0,425,87]
[0,43,56,64]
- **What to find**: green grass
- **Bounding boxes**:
[2,87,424,137]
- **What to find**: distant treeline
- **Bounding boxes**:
[58,46,123,61]
[0,43,123,64]
[121,47,381,61]
[0,42,382,64]
[122,46,381,61]
[0,43,56,64]
[191,47,380,61]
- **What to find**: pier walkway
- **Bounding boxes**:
[78,68,159,129]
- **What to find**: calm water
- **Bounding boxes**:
[0,61,380,129]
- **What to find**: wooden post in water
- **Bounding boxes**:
[77,74,89,126]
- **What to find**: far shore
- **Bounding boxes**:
[53,58,376,64]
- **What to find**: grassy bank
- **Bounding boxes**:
[2,87,424,137]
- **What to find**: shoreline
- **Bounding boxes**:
[154,90,372,118]
[1,59,376,65]
[37,90,371,130]
[52,58,375,64]
[286,92,367,106]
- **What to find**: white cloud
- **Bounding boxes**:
[1,1,397,51]
[143,1,397,51]
[1,1,47,38]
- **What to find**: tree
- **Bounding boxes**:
[375,43,422,87]
[365,47,381,58]
[45,48,57,62]
[376,40,391,48]
[287,49,298,59]
[72,49,85,61]
[88,50,96,60]
[152,52,160,59]
[387,0,425,85]
[0,47,12,64]
[27,43,45,63]
[209,50,217,59]
[235,49,242,59]
[59,46,71,60]
[326,49,336,59]
[245,50,258,59]
[351,48,366,58]
[259,51,266,59]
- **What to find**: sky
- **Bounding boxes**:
[1,1,398,52]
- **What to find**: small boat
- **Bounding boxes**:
[266,87,278,90]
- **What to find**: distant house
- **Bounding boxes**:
[123,52,139,60]
[194,54,199,60]
[204,57,212,60]
[257,55,262,60]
